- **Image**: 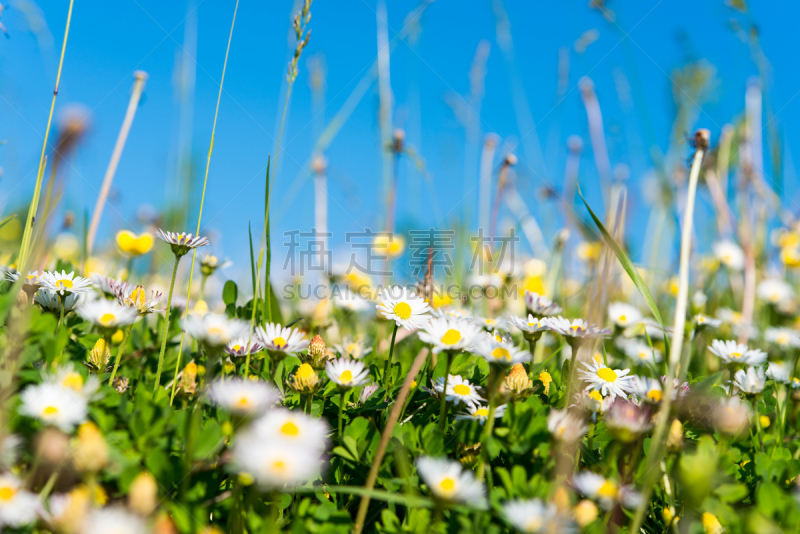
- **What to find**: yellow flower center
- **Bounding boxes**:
[62,372,84,391]
[730,352,742,359]
[56,278,73,289]
[597,368,617,382]
[0,486,15,501]
[232,344,242,352]
[393,302,412,320]
[570,324,581,331]
[438,477,456,493]
[597,480,618,498]
[273,336,287,349]
[441,329,461,345]
[280,421,300,436]
[524,518,543,532]
[619,314,627,322]
[589,390,603,402]
[99,313,116,326]
[272,460,287,472]
[647,389,663,402]
[538,371,552,385]
[25,275,38,284]
[474,408,489,418]
[296,364,315,380]
[452,384,471,396]
[43,406,58,415]
[339,370,353,383]
[347,343,357,354]
[128,286,146,309]
[491,347,511,361]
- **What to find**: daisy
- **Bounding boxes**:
[45,364,100,402]
[39,270,92,296]
[445,375,484,406]
[225,336,265,358]
[630,376,665,403]
[765,327,800,349]
[34,289,80,313]
[416,456,486,506]
[604,398,653,442]
[83,506,148,534]
[607,302,642,328]
[713,396,752,435]
[473,333,531,366]
[332,286,372,312]
[325,358,370,388]
[509,314,550,336]
[572,472,641,510]
[199,254,232,277]
[183,313,250,347]
[231,439,322,490]
[5,270,43,298]
[577,359,634,398]
[19,383,87,431]
[207,378,280,415]
[547,409,588,442]
[154,228,209,257]
[76,299,138,329]
[472,316,510,331]
[502,499,571,534]
[524,290,562,317]
[0,473,40,527]
[713,240,745,270]
[248,408,328,451]
[544,316,611,340]
[693,314,722,329]
[111,281,162,315]
[757,278,794,305]
[766,361,791,384]
[455,403,507,425]
[376,286,431,330]
[574,390,614,415]
[333,337,372,359]
[417,316,483,354]
[255,323,309,354]
[617,339,663,365]
[89,273,117,297]
[734,366,766,395]
[708,339,767,366]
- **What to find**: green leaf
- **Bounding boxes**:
[714,483,748,503]
[293,485,433,508]
[578,186,665,330]
[222,280,238,307]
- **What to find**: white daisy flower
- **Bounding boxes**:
[472,316,510,331]
[231,439,322,490]
[503,499,572,534]
[19,383,87,431]
[607,302,642,328]
[577,359,634,398]
[417,316,483,354]
[376,286,431,330]
[5,270,43,296]
[183,313,250,347]
[766,362,791,384]
[734,366,766,395]
[455,403,507,424]
[225,336,265,357]
[693,314,722,329]
[604,398,654,442]
[255,323,310,353]
[83,505,148,534]
[572,471,641,510]
[154,228,209,256]
[765,327,800,349]
[45,364,100,402]
[617,338,663,366]
[416,456,486,506]
[543,316,611,340]
[0,473,40,527]
[708,339,767,366]
[111,280,162,316]
[431,307,473,320]
[199,254,232,276]
[713,240,745,270]
[39,270,93,296]
[473,332,531,366]
[444,375,484,406]
[34,289,80,313]
[630,376,665,403]
[76,298,138,329]
[509,314,550,336]
[713,396,752,435]
[757,278,794,305]
[89,273,117,297]
[524,291,562,317]
[207,378,280,415]
[332,286,372,312]
[574,390,614,415]
[333,337,372,359]
[325,358,370,389]
[247,408,328,452]
[547,409,588,442]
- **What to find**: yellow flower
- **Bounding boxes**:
[88,338,111,370]
[702,512,723,534]
[521,275,545,297]
[576,241,601,261]
[573,499,598,527]
[111,329,124,344]
[781,246,800,268]
[432,291,452,309]
[290,363,320,394]
[538,371,553,395]
[373,234,405,258]
[116,230,154,256]
[759,415,770,428]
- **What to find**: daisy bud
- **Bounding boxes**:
[573,499,598,527]
[290,363,320,394]
[456,442,481,467]
[504,363,532,396]
[180,362,198,395]
[36,428,70,464]
[303,335,328,369]
[128,472,158,516]
[88,338,111,370]
[72,422,108,473]
[667,419,684,452]
[702,512,723,534]
[538,371,553,395]
[359,384,379,404]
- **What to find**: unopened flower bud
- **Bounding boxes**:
[573,499,598,527]
[290,363,320,394]
[538,371,553,395]
[303,335,328,369]
[36,428,70,464]
[50,485,91,533]
[72,422,108,472]
[504,363,532,395]
[180,362,198,395]
[667,419,684,452]
[88,338,111,370]
[129,471,158,516]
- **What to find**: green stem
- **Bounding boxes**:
[338,389,345,439]
[477,368,499,481]
[109,323,134,384]
[55,296,65,337]
[526,336,538,378]
[437,351,454,433]
[155,255,181,392]
[383,323,399,397]
[563,340,579,407]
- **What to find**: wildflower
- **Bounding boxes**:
[548,409,588,442]
[5,270,42,300]
[509,314,550,336]
[0,473,40,527]
[416,456,486,506]
[231,439,322,490]
[39,270,92,296]
[604,398,653,442]
[607,302,642,328]
[112,376,130,394]
[333,337,372,359]
[208,378,280,415]
[89,273,116,297]
[473,332,531,366]
[701,512,724,534]
[178,362,199,395]
[19,383,87,431]
[49,486,91,533]
[757,278,794,305]
[666,419,684,452]
[184,313,250,348]
[538,371,553,395]
[376,286,431,330]
[617,338,663,365]
[302,335,330,369]
[524,290,562,317]
[33,288,80,314]
[325,358,370,389]
[544,316,611,341]
[116,230,154,257]
[574,390,613,415]
[418,316,482,354]
[472,316,510,331]
[572,472,641,510]
[155,229,209,257]
[576,241,601,262]
[708,339,766,366]
[712,396,751,436]
[455,403,506,424]
[289,363,320,394]
[733,366,766,395]
[332,286,372,312]
[224,336,264,358]
[694,314,722,330]
[128,472,158,516]
[504,363,533,395]
[359,384,380,404]
[765,327,800,348]
[766,361,791,384]
[573,500,598,527]
[83,506,148,534]
[445,375,484,406]
[199,254,231,277]
[577,359,634,398]
[247,408,328,451]
[631,376,665,403]
[255,322,310,354]
[502,499,571,533]
[72,422,109,472]
[373,233,405,258]
[713,240,744,270]
[112,281,161,315]
[87,338,111,370]
[77,298,138,330]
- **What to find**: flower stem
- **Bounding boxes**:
[562,340,579,408]
[437,351,454,433]
[338,390,345,439]
[55,296,65,337]
[382,323,399,397]
[109,323,133,384]
[155,255,181,392]
[477,367,499,481]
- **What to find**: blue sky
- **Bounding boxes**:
[1,0,799,280]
